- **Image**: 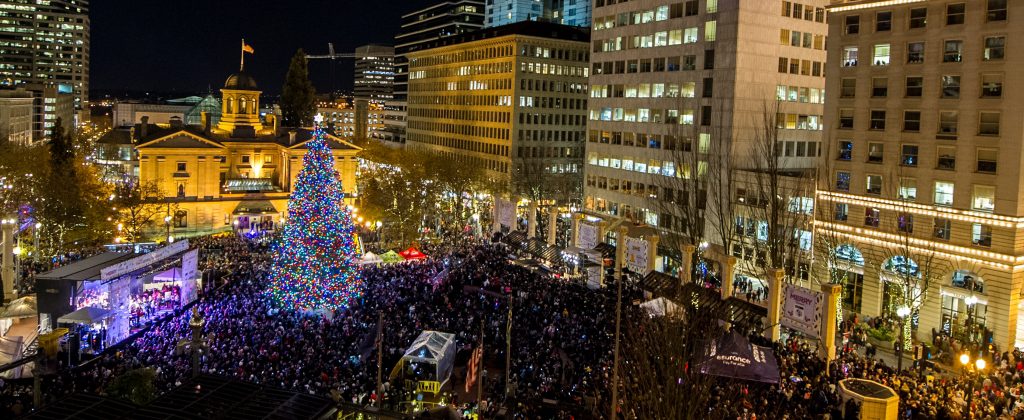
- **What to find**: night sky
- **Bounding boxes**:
[90,0,438,97]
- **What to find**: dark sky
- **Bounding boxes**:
[90,0,437,97]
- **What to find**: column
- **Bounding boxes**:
[546,209,557,246]
[597,221,609,244]
[721,256,737,301]
[646,235,659,275]
[614,227,628,280]
[765,268,785,342]
[820,283,842,363]
[679,244,695,286]
[526,200,537,239]
[570,213,581,248]
[491,199,501,235]
[2,219,14,303]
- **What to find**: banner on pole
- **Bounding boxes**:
[781,283,824,338]
[495,198,516,229]
[624,236,650,274]
[576,222,598,250]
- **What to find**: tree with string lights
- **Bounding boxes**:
[267,115,362,310]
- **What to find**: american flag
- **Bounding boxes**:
[465,345,483,393]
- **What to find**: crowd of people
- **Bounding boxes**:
[8,231,1024,419]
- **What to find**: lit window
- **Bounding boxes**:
[972,185,995,212]
[934,181,954,206]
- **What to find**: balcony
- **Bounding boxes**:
[223,178,280,193]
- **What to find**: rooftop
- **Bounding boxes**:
[410,20,589,53]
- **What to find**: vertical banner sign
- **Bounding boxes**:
[106,277,131,346]
[781,283,824,338]
[576,222,598,250]
[496,198,516,229]
[624,236,650,274]
[180,249,200,305]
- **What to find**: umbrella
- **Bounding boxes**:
[0,295,36,319]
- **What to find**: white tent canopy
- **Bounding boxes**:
[153,267,183,282]
[58,306,113,325]
[360,252,383,265]
[641,297,680,317]
[392,330,457,386]
[0,295,36,319]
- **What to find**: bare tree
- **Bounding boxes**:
[735,100,815,290]
[868,165,940,352]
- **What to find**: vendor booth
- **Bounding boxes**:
[380,250,405,264]
[399,247,427,261]
[359,252,383,265]
[390,330,457,406]
[35,241,201,360]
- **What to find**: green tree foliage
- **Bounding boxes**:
[112,175,170,244]
[280,49,316,127]
[106,367,157,405]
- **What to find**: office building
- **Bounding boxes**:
[0,0,90,121]
[406,21,589,199]
[385,1,486,144]
[318,99,386,140]
[354,44,396,103]
[112,95,222,128]
[0,88,33,145]
[583,1,827,281]
[24,83,75,141]
[818,0,1022,349]
[485,0,591,28]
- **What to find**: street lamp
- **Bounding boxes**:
[896,306,911,371]
[164,215,172,243]
[959,353,987,419]
[964,295,979,349]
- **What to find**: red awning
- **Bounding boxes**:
[399,247,427,260]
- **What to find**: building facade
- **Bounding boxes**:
[0,88,33,145]
[818,0,1022,349]
[485,0,592,27]
[583,0,827,284]
[25,83,75,142]
[318,99,386,141]
[385,1,486,144]
[0,0,89,120]
[354,44,396,103]
[98,69,361,238]
[406,21,589,198]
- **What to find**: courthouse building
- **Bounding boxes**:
[98,68,361,238]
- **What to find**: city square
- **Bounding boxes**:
[0,0,1020,419]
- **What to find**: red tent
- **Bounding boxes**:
[399,247,427,260]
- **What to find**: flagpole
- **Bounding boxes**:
[240,38,245,71]
[476,317,484,405]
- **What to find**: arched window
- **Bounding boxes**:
[225,98,234,114]
[951,270,984,294]
[835,244,864,265]
[239,97,248,114]
[882,256,920,278]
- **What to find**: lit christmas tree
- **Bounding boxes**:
[267,115,362,310]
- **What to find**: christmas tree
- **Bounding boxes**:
[267,115,362,310]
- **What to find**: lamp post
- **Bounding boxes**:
[964,295,978,350]
[164,215,172,244]
[960,353,986,419]
[896,306,910,371]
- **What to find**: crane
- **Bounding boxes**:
[306,43,358,94]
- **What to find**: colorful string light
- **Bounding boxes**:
[266,117,362,310]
